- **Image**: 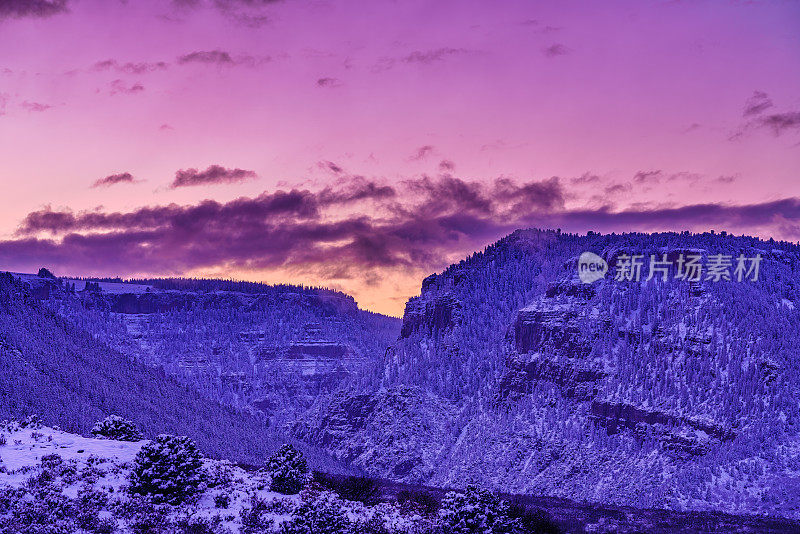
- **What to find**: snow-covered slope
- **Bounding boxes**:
[0,272,354,472]
[17,273,400,429]
[3,420,798,534]
[0,421,426,534]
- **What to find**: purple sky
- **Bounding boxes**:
[0,0,799,315]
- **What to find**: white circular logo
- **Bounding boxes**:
[578,251,608,283]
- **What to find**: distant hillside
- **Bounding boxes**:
[0,272,355,473]
[126,276,354,298]
[8,270,401,429]
[294,229,800,519]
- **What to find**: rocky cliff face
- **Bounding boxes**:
[294,229,800,518]
[399,290,462,338]
[498,352,605,401]
[293,385,461,484]
[80,288,359,316]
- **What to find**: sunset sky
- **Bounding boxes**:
[1,0,799,315]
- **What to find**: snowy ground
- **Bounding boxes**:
[0,422,430,533]
[3,422,797,533]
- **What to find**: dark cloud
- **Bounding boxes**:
[439,160,455,172]
[410,145,434,161]
[317,177,396,206]
[402,48,469,64]
[632,170,700,185]
[8,176,563,276]
[634,170,662,184]
[20,101,52,112]
[8,173,800,291]
[172,0,280,28]
[171,165,258,187]
[320,161,344,174]
[222,10,270,28]
[177,50,267,67]
[551,199,800,237]
[0,0,68,19]
[743,90,773,117]
[93,59,168,74]
[316,77,341,88]
[225,0,281,4]
[733,92,800,138]
[91,172,137,188]
[539,25,561,34]
[604,183,632,195]
[520,19,561,33]
[109,79,144,95]
[668,171,701,184]
[179,50,235,65]
[543,44,570,57]
[756,112,800,136]
[570,173,601,185]
[16,190,318,236]
[178,50,232,64]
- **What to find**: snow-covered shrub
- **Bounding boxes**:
[437,486,518,534]
[351,515,394,534]
[0,485,25,515]
[128,434,205,505]
[75,487,110,532]
[266,444,309,495]
[37,268,56,279]
[205,459,235,489]
[94,518,117,534]
[0,417,42,434]
[80,464,107,485]
[240,495,275,534]
[280,491,352,534]
[22,415,43,430]
[173,514,219,534]
[0,485,78,534]
[92,415,143,442]
[115,494,173,534]
[397,489,439,516]
[25,454,76,491]
[255,495,294,515]
[40,454,64,471]
[213,492,230,509]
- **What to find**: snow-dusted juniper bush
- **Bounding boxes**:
[438,486,519,534]
[91,415,144,442]
[267,444,309,495]
[128,434,205,505]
